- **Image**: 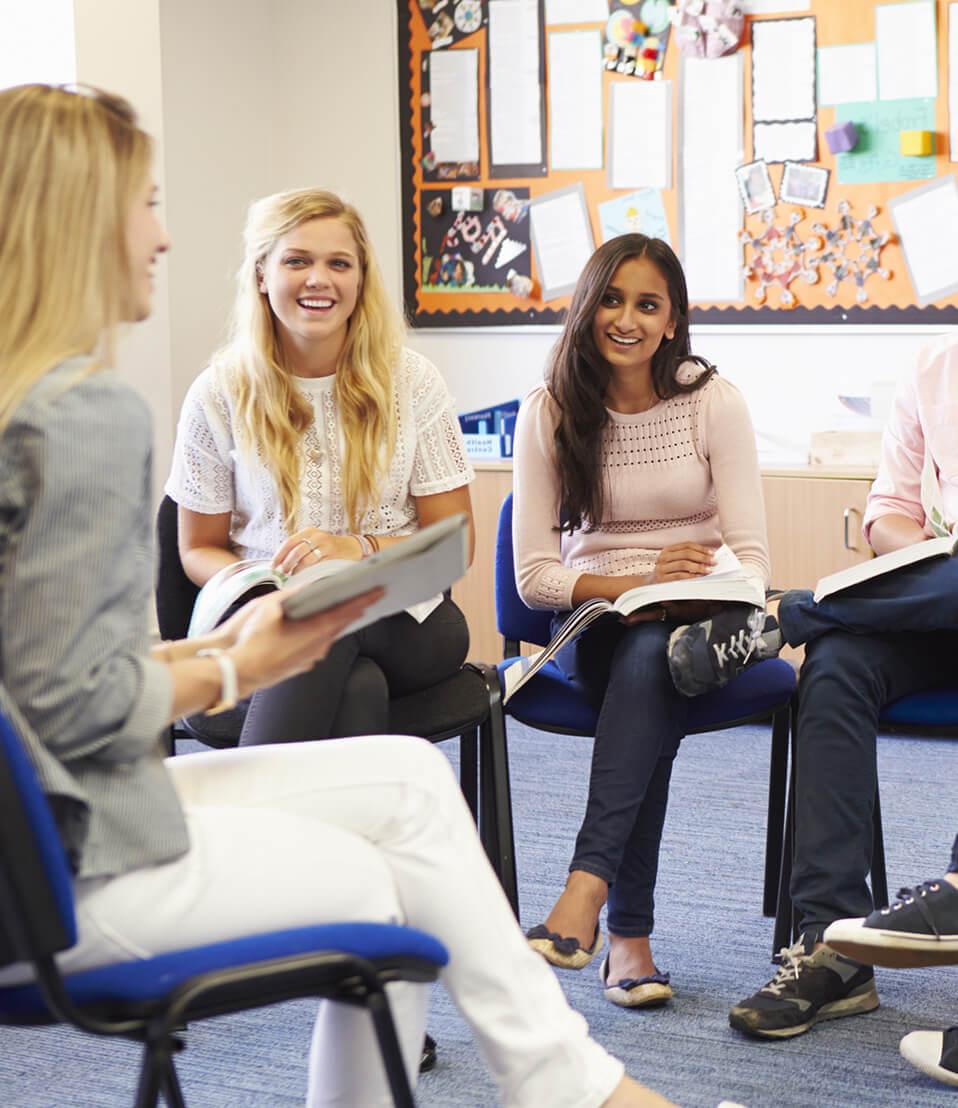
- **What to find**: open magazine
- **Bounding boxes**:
[188,514,470,638]
[813,450,957,603]
[501,546,765,703]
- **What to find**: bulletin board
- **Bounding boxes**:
[398,0,958,327]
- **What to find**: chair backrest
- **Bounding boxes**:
[0,709,76,966]
[155,495,200,642]
[494,492,555,650]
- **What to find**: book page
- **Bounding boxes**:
[280,514,469,631]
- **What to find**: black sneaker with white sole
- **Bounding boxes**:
[729,934,879,1039]
[824,879,958,968]
[667,606,779,698]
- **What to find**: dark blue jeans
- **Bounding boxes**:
[778,555,958,937]
[552,612,688,938]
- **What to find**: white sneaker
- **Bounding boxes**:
[900,1027,958,1087]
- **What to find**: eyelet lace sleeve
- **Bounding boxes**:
[404,349,475,496]
[165,369,234,514]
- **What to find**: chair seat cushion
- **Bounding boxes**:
[881,688,958,727]
[389,667,491,738]
[498,656,795,736]
[0,921,448,1019]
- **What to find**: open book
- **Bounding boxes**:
[188,514,470,638]
[814,530,958,603]
[501,546,765,702]
[813,446,957,602]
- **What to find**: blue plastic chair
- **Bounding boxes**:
[775,687,958,952]
[491,493,798,923]
[0,708,447,1108]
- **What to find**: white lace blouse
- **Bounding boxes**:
[165,347,475,561]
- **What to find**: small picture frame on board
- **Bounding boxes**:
[779,161,830,209]
[735,159,776,214]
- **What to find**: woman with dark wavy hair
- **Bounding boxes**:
[513,234,770,1008]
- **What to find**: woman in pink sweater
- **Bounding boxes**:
[514,235,770,1008]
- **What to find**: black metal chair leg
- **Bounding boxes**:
[135,1042,164,1108]
[480,709,518,918]
[871,785,889,909]
[160,1055,188,1108]
[367,991,417,1108]
[763,703,789,917]
[772,697,799,958]
[459,729,479,824]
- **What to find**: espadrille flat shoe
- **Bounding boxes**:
[526,924,603,969]
[599,955,672,1008]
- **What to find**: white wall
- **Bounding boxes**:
[73,0,175,498]
[158,0,278,416]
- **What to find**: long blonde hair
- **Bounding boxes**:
[217,189,404,532]
[0,84,152,430]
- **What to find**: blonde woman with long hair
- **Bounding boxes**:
[0,81,671,1108]
[167,188,475,746]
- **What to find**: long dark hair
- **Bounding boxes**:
[546,234,714,533]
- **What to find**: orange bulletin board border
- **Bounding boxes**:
[398,0,958,328]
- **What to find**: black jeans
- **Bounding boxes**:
[552,612,688,938]
[778,555,958,937]
[228,597,469,745]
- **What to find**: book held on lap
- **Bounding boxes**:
[813,530,958,603]
[501,546,765,702]
[188,514,470,637]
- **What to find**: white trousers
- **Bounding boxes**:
[24,736,623,1107]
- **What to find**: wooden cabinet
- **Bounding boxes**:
[761,470,874,591]
[453,464,514,664]
[455,464,876,663]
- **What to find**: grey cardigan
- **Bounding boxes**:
[0,359,189,878]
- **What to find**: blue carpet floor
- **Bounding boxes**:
[1,720,956,1107]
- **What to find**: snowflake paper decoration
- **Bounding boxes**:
[806,201,894,303]
[741,202,894,308]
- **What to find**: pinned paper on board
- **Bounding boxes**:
[950,2,958,163]
[735,159,776,214]
[608,79,671,189]
[598,189,671,244]
[528,183,595,300]
[421,186,532,292]
[487,0,546,177]
[834,99,937,184]
[421,49,480,181]
[779,161,829,207]
[876,0,937,101]
[545,0,608,23]
[549,29,604,169]
[890,175,958,304]
[817,43,877,105]
[751,17,818,162]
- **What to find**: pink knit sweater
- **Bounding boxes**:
[512,367,770,611]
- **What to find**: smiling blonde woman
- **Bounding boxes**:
[167,189,477,746]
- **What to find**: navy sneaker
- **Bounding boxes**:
[729,934,878,1039]
[667,606,778,698]
[824,879,958,968]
